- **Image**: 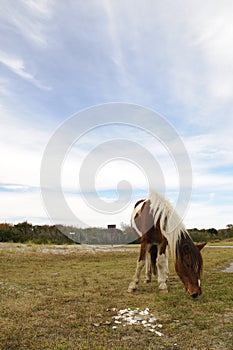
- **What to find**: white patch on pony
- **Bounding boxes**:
[149,189,190,258]
[198,279,201,287]
[131,199,147,237]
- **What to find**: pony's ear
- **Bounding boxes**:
[196,242,206,251]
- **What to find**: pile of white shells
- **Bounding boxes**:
[111,308,163,336]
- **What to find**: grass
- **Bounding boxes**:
[0,243,232,350]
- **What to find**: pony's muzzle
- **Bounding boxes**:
[192,293,199,299]
[187,284,202,298]
[190,287,202,298]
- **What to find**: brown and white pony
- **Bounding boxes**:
[128,190,206,298]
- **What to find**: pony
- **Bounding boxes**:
[128,190,206,298]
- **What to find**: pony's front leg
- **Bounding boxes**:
[128,244,146,292]
[128,259,145,292]
[156,250,169,292]
[144,250,152,283]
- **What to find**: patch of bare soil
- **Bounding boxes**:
[221,261,233,272]
[0,242,138,254]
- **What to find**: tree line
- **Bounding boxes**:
[0,222,136,245]
[0,221,232,245]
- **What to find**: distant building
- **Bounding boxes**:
[107,224,116,229]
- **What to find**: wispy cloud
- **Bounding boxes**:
[0,51,51,90]
[25,0,53,16]
[193,8,233,101]
[0,0,53,48]
[0,51,34,80]
[102,1,130,88]
[163,2,233,122]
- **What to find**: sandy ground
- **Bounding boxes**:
[0,242,138,254]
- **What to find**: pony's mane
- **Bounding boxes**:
[149,189,190,258]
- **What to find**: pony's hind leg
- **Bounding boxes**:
[144,244,158,283]
[128,243,147,292]
[156,247,169,292]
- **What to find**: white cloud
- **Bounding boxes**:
[186,134,232,170]
[0,51,34,80]
[0,51,51,90]
[0,191,48,224]
[0,110,53,187]
[184,134,233,206]
[64,193,133,228]
[60,123,180,195]
[185,198,232,230]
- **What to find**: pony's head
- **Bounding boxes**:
[175,232,206,298]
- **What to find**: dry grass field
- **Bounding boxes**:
[0,241,232,350]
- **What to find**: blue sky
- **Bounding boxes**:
[0,0,232,229]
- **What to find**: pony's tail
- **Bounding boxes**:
[150,245,158,275]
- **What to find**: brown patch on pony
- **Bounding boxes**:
[134,200,169,249]
[134,199,146,208]
[140,200,147,213]
[133,200,147,227]
[159,236,168,255]
[134,200,154,240]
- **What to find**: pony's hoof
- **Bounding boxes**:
[128,282,137,292]
[158,282,168,293]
